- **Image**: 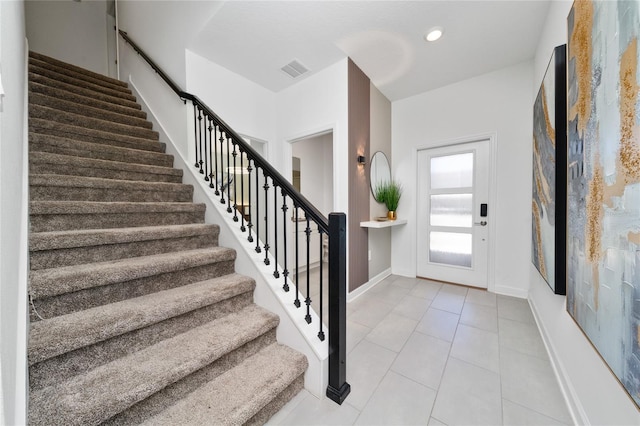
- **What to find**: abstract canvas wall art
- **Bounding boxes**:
[567,0,640,407]
[532,44,567,295]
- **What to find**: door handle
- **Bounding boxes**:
[474,221,487,226]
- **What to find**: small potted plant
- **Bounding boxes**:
[374,180,403,220]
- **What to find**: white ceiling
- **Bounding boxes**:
[189,1,550,102]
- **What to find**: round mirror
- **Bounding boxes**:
[370,151,391,201]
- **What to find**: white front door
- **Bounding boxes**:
[416,140,491,288]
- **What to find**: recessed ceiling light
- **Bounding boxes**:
[425,27,444,42]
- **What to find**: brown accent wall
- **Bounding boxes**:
[348,59,370,292]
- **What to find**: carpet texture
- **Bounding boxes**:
[27,51,307,425]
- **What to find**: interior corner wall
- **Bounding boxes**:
[347,59,370,292]
[529,1,640,424]
[369,84,391,279]
[391,61,533,297]
[0,1,28,424]
[25,0,109,75]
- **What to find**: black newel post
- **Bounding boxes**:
[326,213,350,405]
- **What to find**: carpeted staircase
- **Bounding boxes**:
[27,51,308,425]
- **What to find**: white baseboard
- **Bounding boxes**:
[528,298,586,426]
[493,284,528,299]
[348,268,391,302]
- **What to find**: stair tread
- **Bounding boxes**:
[30,223,218,251]
[28,305,280,426]
[29,63,137,102]
[143,343,308,426]
[29,73,141,110]
[30,174,190,192]
[30,200,206,215]
[29,151,181,176]
[29,51,129,88]
[30,104,158,140]
[29,91,152,129]
[30,247,236,299]
[29,273,255,365]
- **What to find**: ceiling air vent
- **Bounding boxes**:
[280,60,309,79]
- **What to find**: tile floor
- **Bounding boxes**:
[268,274,572,426]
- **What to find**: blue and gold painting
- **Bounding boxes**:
[567,0,640,408]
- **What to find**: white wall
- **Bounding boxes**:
[292,133,333,216]
[117,0,222,88]
[529,1,640,424]
[185,49,277,157]
[392,61,533,297]
[25,0,110,75]
[0,1,29,424]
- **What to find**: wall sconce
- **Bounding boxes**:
[357,155,366,166]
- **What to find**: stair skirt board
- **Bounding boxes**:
[26,51,308,425]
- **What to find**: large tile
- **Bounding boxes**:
[276,391,360,425]
[497,295,535,324]
[392,294,431,321]
[355,371,436,425]
[365,313,418,352]
[410,279,442,300]
[466,288,497,307]
[348,295,396,328]
[502,399,569,426]
[389,276,420,290]
[499,317,547,359]
[450,324,500,373]
[432,358,502,425]
[500,347,572,424]
[346,339,398,410]
[428,418,447,426]
[415,308,460,342]
[391,332,451,390]
[347,320,371,354]
[368,281,411,304]
[460,302,498,332]
[266,389,309,425]
[430,285,467,314]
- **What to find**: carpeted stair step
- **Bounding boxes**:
[29,273,256,390]
[29,223,218,270]
[29,247,237,318]
[30,91,152,129]
[29,80,146,119]
[30,104,158,140]
[28,304,282,426]
[30,174,193,203]
[29,62,136,103]
[30,51,129,89]
[29,151,182,183]
[141,343,308,426]
[29,132,169,167]
[29,72,142,111]
[29,201,206,232]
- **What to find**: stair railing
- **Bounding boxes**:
[119,30,350,404]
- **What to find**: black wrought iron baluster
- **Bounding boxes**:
[214,124,220,195]
[203,115,210,182]
[305,216,312,324]
[207,117,214,188]
[263,172,270,265]
[197,107,204,174]
[219,131,226,204]
[282,190,289,292]
[254,166,261,253]
[232,141,239,221]
[294,205,300,308]
[226,133,232,213]
[192,103,199,168]
[318,227,325,341]
[240,151,246,232]
[273,185,280,278]
[247,159,254,243]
